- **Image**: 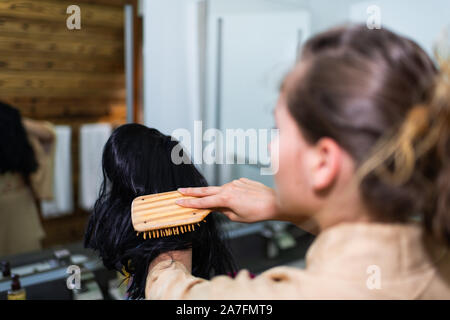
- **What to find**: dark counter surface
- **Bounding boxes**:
[0,225,314,299]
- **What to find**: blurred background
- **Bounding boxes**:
[0,0,448,299]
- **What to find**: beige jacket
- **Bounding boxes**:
[0,122,55,256]
[145,222,450,299]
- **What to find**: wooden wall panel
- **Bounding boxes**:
[8,97,126,118]
[0,37,123,58]
[0,56,123,73]
[0,0,124,27]
[0,71,125,97]
[0,16,124,41]
[0,0,128,248]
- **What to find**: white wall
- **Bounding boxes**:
[141,0,449,185]
[350,0,450,56]
[203,0,310,185]
[142,0,203,144]
[142,0,449,136]
[208,0,307,14]
[203,0,308,134]
[304,0,449,54]
[305,0,360,33]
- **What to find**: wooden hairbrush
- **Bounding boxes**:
[131,190,211,239]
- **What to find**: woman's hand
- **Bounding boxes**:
[176,178,279,223]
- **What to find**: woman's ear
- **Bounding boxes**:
[310,137,342,192]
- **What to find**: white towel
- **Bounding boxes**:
[79,123,112,211]
[41,126,74,218]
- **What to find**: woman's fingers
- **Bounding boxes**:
[176,195,242,222]
[177,178,279,223]
[176,194,223,209]
[238,177,260,186]
[178,186,221,197]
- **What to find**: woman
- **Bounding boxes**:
[0,102,54,256]
[84,124,237,299]
[146,24,450,299]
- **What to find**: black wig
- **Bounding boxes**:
[0,101,38,182]
[84,124,237,299]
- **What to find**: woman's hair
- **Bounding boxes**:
[285,24,450,245]
[84,124,237,299]
[0,101,38,182]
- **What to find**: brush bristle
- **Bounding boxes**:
[135,220,207,239]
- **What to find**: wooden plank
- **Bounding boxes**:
[68,0,127,8]
[0,0,124,28]
[9,97,125,118]
[0,37,123,58]
[20,104,110,118]
[0,50,123,63]
[0,71,124,82]
[0,16,123,42]
[8,97,125,108]
[47,117,125,127]
[0,70,124,86]
[0,87,126,98]
[0,55,123,73]
[0,71,126,97]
